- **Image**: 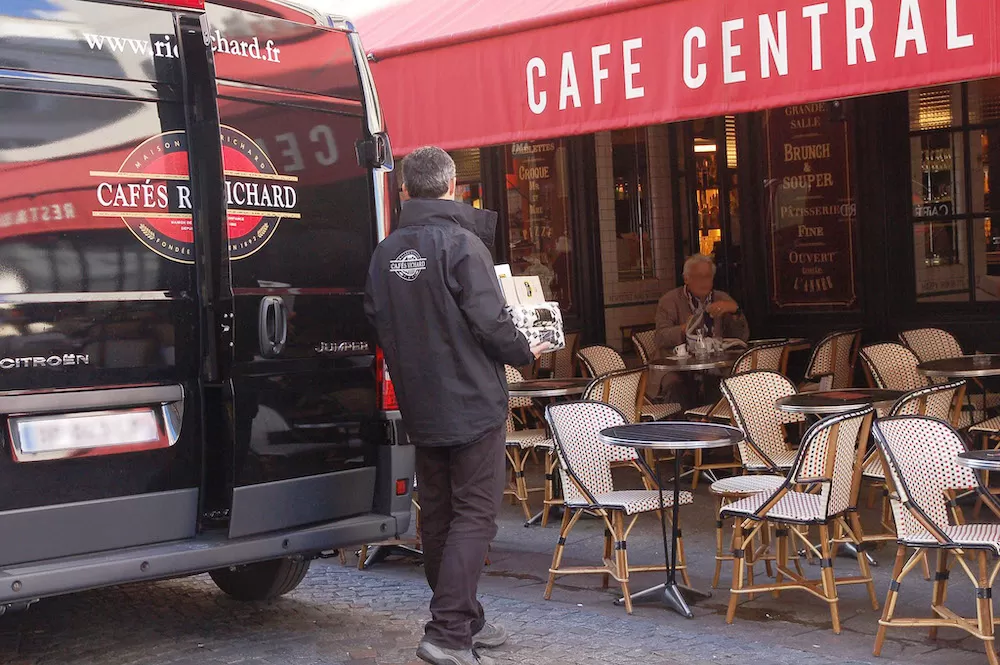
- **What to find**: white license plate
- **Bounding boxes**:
[17,410,160,455]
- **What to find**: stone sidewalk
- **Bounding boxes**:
[0,465,992,665]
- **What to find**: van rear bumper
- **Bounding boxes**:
[0,513,398,605]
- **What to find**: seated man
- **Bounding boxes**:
[653,253,749,405]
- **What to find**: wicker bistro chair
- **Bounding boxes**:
[585,369,665,475]
[801,329,862,392]
[871,416,1000,665]
[577,338,679,423]
[504,366,556,522]
[685,341,792,488]
[900,327,1000,415]
[856,381,968,571]
[722,406,879,633]
[686,339,791,422]
[899,327,963,363]
[859,342,983,427]
[578,344,627,378]
[708,473,786,589]
[721,371,807,474]
[860,342,929,393]
[543,400,693,614]
[631,329,656,366]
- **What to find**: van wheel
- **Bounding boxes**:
[209,558,311,601]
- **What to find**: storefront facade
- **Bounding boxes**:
[356,0,1000,354]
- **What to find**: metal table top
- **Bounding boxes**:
[956,450,1000,471]
[749,337,810,347]
[918,355,1000,379]
[776,389,905,415]
[599,422,744,451]
[648,350,743,372]
[508,378,592,398]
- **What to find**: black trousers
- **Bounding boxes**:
[414,424,506,650]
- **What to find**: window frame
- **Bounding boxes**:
[908,82,1000,305]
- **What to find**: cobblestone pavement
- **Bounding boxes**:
[0,474,993,665]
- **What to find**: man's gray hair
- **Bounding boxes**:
[682,253,717,278]
[402,146,456,199]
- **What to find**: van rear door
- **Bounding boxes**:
[0,0,204,564]
[204,5,383,538]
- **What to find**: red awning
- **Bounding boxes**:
[356,0,1000,154]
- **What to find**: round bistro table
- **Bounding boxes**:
[508,378,592,399]
[776,389,905,416]
[599,421,744,618]
[648,350,744,373]
[956,450,1000,471]
[918,355,1000,379]
[509,378,592,527]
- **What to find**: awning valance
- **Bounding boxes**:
[356,0,1000,155]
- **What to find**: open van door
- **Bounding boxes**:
[205,5,385,538]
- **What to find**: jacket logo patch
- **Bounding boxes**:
[389,249,427,281]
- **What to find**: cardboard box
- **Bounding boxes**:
[513,275,545,305]
[494,265,565,351]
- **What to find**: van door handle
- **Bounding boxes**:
[258,296,287,357]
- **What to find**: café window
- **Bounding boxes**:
[450,148,483,209]
[504,139,573,313]
[612,128,654,281]
[909,79,1000,303]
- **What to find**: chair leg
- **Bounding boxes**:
[928,549,950,640]
[541,451,556,527]
[507,446,533,521]
[691,449,702,490]
[677,521,691,588]
[613,511,633,615]
[601,527,613,589]
[818,524,841,634]
[545,507,576,601]
[874,545,908,656]
[356,544,368,571]
[726,523,747,624]
[773,527,788,599]
[850,523,879,612]
[977,551,1000,665]
[761,522,774,579]
[712,496,725,589]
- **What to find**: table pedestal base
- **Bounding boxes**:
[799,542,878,566]
[615,581,712,618]
[524,504,564,527]
[359,544,423,569]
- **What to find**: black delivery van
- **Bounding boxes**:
[0,0,411,610]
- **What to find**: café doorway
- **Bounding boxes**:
[674,116,745,305]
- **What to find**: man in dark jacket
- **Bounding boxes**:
[365,147,547,665]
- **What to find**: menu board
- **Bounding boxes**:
[765,103,858,309]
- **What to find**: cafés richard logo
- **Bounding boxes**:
[389,250,427,281]
[90,126,299,264]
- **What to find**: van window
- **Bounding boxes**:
[0,90,191,294]
[0,1,181,85]
[206,5,362,100]
[217,93,374,289]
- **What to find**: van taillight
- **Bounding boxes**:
[376,347,399,412]
[145,0,205,9]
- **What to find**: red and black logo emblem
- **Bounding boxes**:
[91,126,299,264]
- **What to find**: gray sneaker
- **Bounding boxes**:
[472,622,508,649]
[416,640,496,665]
